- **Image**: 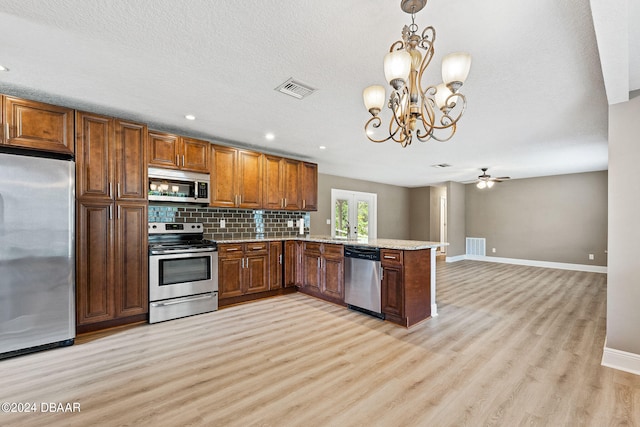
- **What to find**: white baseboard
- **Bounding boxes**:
[445,255,466,263]
[431,303,438,317]
[446,254,607,273]
[602,345,640,376]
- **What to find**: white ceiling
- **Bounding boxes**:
[0,0,636,187]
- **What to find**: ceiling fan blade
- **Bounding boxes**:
[494,176,511,181]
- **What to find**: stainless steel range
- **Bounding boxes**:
[148,222,218,323]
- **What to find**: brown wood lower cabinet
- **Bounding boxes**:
[381,248,431,327]
[76,200,148,332]
[269,241,283,290]
[218,242,269,300]
[300,242,345,304]
[284,240,302,287]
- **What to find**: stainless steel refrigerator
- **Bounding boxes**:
[0,151,75,359]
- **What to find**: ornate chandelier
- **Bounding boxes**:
[363,0,471,147]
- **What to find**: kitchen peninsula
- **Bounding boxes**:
[217,235,444,327]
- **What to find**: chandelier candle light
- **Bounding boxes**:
[363,0,471,147]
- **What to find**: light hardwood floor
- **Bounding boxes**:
[1,260,639,426]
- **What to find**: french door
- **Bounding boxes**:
[331,189,377,240]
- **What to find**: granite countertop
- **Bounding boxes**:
[215,235,447,250]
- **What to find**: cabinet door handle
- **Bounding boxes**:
[117,183,121,199]
[279,254,283,264]
[251,246,263,250]
[176,155,180,166]
[302,199,306,209]
[384,255,397,259]
[117,205,121,219]
[242,258,245,269]
[4,123,9,140]
[226,247,239,252]
[284,198,287,208]
[109,205,113,220]
[108,182,113,199]
[182,155,185,167]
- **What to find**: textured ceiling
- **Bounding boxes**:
[0,0,632,187]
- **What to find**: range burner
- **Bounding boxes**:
[148,222,217,254]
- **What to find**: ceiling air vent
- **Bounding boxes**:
[275,78,316,100]
[431,163,452,168]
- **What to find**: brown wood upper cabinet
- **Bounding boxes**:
[148,131,209,173]
[300,161,318,211]
[76,112,148,201]
[210,145,263,209]
[1,95,74,155]
[263,155,318,211]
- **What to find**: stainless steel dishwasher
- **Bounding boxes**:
[344,246,384,319]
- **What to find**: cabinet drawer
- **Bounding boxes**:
[381,249,403,266]
[304,242,322,254]
[323,243,344,259]
[218,243,244,256]
[245,242,268,254]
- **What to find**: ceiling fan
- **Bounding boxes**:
[475,168,510,189]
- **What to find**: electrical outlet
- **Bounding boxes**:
[220,219,225,229]
[492,248,496,253]
[326,219,331,225]
[287,220,293,227]
[589,253,594,260]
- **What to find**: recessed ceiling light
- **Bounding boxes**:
[319,145,326,150]
[0,65,9,72]
[185,114,196,120]
[265,133,275,141]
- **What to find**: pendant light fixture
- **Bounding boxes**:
[363,0,471,147]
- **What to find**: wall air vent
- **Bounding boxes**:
[275,78,317,99]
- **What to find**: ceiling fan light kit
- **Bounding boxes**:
[475,168,510,189]
[363,0,471,147]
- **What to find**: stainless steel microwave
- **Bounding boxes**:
[148,167,210,204]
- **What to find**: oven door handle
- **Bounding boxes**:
[150,293,215,307]
[150,247,217,255]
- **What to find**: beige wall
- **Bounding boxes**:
[607,96,640,355]
[429,186,446,243]
[465,171,608,266]
[310,173,411,239]
[446,181,466,257]
[408,187,430,240]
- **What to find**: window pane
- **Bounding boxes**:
[334,198,349,237]
[357,201,369,238]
